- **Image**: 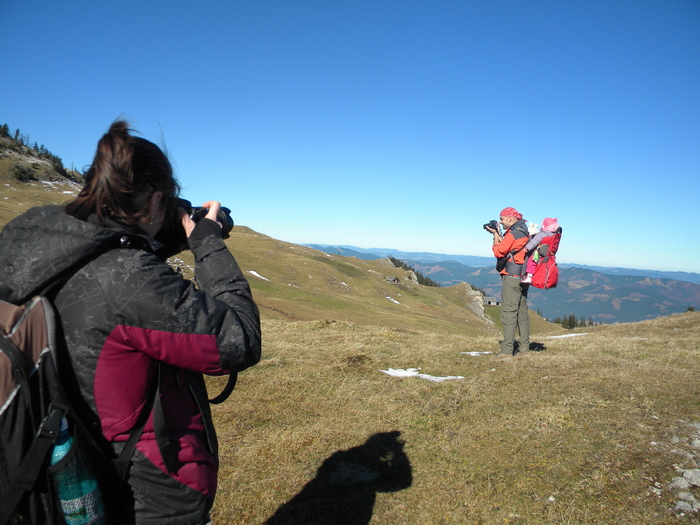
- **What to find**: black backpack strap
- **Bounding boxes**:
[153,364,177,474]
[114,363,177,478]
[502,222,530,277]
[0,408,63,525]
[208,373,237,404]
[113,368,158,480]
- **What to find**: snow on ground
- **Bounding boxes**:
[545,333,589,339]
[461,351,493,356]
[380,368,464,382]
[248,271,270,281]
[386,296,400,304]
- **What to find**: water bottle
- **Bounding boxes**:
[50,417,107,525]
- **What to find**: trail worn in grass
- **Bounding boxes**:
[209,312,700,524]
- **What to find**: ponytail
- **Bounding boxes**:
[65,121,180,223]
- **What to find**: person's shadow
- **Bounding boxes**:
[264,431,412,525]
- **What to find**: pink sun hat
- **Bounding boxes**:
[542,218,559,232]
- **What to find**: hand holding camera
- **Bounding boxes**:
[178,200,234,239]
[483,219,500,234]
[155,198,234,258]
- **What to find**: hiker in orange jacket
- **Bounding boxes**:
[485,207,531,357]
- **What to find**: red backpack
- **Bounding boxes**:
[531,229,562,289]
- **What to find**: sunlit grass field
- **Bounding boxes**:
[210,313,700,524]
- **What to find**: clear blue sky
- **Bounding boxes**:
[2,1,699,273]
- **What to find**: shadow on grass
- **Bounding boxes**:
[264,430,412,525]
[513,341,547,355]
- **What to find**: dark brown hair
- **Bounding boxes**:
[65,121,180,223]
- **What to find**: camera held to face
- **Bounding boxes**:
[155,198,234,258]
[483,219,499,232]
[178,198,234,237]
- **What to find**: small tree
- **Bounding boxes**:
[12,164,37,182]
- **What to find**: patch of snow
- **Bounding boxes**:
[461,351,493,356]
[386,296,400,304]
[248,271,270,281]
[379,367,464,382]
[545,333,589,339]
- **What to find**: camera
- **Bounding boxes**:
[483,219,499,231]
[155,198,234,258]
[178,198,234,238]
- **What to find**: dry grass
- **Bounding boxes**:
[209,313,700,524]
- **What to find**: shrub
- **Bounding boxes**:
[12,164,38,182]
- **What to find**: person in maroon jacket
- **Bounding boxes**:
[0,121,261,524]
[485,207,530,358]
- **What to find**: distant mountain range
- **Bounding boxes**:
[305,244,700,284]
[306,244,700,323]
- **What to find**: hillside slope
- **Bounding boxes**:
[176,227,560,336]
[0,157,559,338]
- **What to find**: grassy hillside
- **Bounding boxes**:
[205,227,554,337]
[0,161,82,226]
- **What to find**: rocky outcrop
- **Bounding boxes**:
[455,282,488,322]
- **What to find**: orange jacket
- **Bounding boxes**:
[493,220,529,276]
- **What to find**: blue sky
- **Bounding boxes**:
[2,1,699,273]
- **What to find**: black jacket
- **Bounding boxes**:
[0,206,261,523]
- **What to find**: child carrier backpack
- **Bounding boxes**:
[531,228,562,289]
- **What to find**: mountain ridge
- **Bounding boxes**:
[305,244,700,284]
[307,244,700,324]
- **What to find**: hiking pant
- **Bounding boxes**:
[500,275,530,355]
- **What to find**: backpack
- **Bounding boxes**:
[531,229,562,289]
[1,248,239,525]
[0,247,161,525]
[0,294,153,524]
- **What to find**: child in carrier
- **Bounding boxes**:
[521,217,560,284]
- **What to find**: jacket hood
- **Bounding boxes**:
[0,206,159,304]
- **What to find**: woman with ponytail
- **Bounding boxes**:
[0,121,261,524]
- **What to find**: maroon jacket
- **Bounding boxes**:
[0,206,261,523]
